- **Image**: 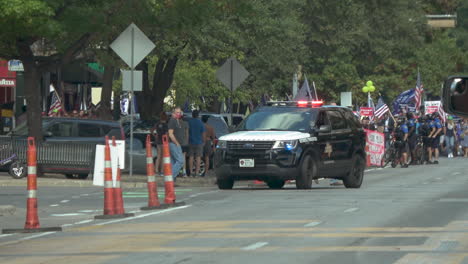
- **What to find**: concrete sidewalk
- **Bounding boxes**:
[0,172,217,188]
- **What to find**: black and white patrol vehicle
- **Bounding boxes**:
[214,101,366,189]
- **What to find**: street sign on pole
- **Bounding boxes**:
[110,23,155,177]
[216,57,249,92]
[216,57,249,126]
[122,70,143,91]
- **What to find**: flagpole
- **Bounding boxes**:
[312,81,318,101]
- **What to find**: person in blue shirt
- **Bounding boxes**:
[187,110,206,177]
[395,117,410,168]
[427,113,443,164]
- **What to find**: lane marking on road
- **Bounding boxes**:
[304,221,322,227]
[75,219,93,225]
[61,224,73,227]
[187,190,220,199]
[19,232,56,241]
[80,193,90,196]
[60,200,70,203]
[438,198,468,203]
[71,196,80,199]
[344,208,359,213]
[94,205,192,226]
[0,234,12,238]
[50,204,59,207]
[78,210,97,213]
[242,242,269,251]
[51,213,85,217]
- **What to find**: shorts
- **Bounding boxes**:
[395,141,408,153]
[408,137,417,149]
[181,145,189,153]
[188,144,204,157]
[204,141,213,156]
[431,136,440,149]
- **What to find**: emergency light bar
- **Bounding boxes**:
[266,101,324,107]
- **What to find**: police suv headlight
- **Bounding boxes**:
[217,140,227,149]
[273,140,298,150]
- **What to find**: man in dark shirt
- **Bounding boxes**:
[167,107,185,180]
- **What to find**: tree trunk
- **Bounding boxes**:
[136,60,152,120]
[22,58,43,140]
[151,56,178,117]
[97,64,114,120]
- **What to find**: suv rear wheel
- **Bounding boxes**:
[217,178,234,189]
[296,155,316,189]
[266,179,285,189]
[343,155,365,188]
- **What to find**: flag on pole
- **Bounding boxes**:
[414,70,424,112]
[294,77,312,101]
[374,97,390,119]
[48,91,62,116]
[438,102,446,124]
[392,89,415,115]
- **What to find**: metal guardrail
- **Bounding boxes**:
[0,136,96,170]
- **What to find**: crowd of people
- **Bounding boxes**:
[151,107,216,180]
[362,111,468,168]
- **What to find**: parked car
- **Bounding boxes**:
[220,113,245,128]
[3,117,124,179]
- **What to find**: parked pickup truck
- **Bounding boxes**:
[1,117,124,179]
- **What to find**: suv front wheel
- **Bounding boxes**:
[217,178,234,190]
[296,155,316,189]
[343,155,365,188]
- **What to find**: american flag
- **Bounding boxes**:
[374,97,390,119]
[438,102,446,124]
[48,91,62,116]
[414,70,424,111]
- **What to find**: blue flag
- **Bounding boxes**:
[392,89,415,115]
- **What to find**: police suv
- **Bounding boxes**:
[214,101,366,190]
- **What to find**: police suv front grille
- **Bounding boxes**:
[227,141,275,150]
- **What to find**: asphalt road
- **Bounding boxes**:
[1,157,468,264]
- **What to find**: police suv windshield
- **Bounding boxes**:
[237,107,317,132]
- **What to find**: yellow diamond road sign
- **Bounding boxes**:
[110,23,155,68]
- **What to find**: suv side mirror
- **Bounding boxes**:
[443,76,468,118]
[318,125,331,133]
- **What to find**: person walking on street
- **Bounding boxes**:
[444,116,457,158]
[168,107,186,181]
[202,115,216,176]
[427,113,443,164]
[462,119,468,157]
[180,114,190,177]
[187,110,206,177]
[151,112,168,176]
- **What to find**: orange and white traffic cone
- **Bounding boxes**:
[95,136,121,219]
[141,135,167,210]
[161,135,185,207]
[112,137,134,217]
[2,137,61,234]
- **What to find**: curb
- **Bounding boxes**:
[0,205,16,216]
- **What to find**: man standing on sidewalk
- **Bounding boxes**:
[168,107,185,181]
[188,110,206,177]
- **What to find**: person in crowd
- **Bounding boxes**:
[180,114,190,177]
[427,113,443,164]
[202,115,216,176]
[444,116,457,158]
[462,119,468,157]
[418,115,431,163]
[406,113,418,164]
[395,117,409,168]
[167,107,186,181]
[187,110,206,177]
[151,112,168,176]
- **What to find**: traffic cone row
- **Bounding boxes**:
[95,136,133,219]
[141,135,166,210]
[2,137,61,234]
